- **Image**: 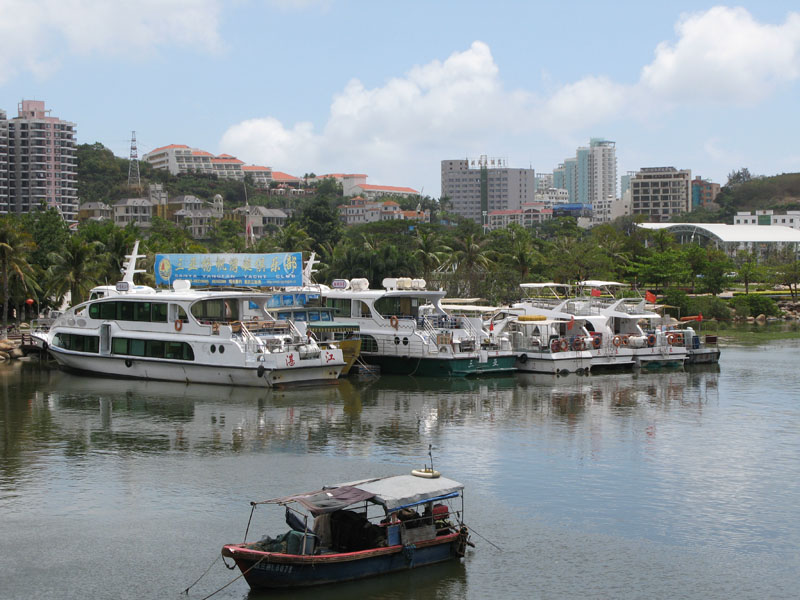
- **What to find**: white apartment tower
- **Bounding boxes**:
[588,138,617,206]
[0,109,8,215]
[6,101,78,222]
[441,156,535,224]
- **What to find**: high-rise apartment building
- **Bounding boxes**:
[691,176,720,209]
[0,109,8,215]
[441,156,535,225]
[630,167,691,222]
[553,138,617,205]
[5,100,78,222]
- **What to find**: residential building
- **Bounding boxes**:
[552,138,617,206]
[734,210,800,231]
[629,167,692,222]
[535,172,553,192]
[242,165,273,188]
[233,205,288,238]
[5,100,78,222]
[338,196,429,226]
[440,156,535,225]
[0,109,8,214]
[592,193,631,225]
[691,176,721,209]
[271,171,302,189]
[310,173,367,194]
[486,203,552,230]
[534,187,570,206]
[142,144,245,180]
[350,183,419,201]
[78,201,112,222]
[169,194,223,238]
[113,197,153,229]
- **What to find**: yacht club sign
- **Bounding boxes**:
[154,252,302,287]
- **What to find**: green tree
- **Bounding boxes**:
[45,236,105,306]
[271,222,314,253]
[412,229,451,282]
[734,250,763,294]
[0,217,37,338]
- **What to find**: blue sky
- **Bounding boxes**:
[2,1,799,198]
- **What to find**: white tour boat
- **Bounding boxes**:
[500,313,593,374]
[321,277,517,377]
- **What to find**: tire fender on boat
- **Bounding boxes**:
[174,319,183,332]
[519,353,527,363]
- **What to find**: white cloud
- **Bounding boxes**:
[0,0,223,84]
[641,6,800,105]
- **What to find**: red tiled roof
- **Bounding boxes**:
[148,144,190,153]
[359,184,419,194]
[272,171,300,182]
[191,150,214,156]
[382,200,399,206]
[243,165,272,171]
[212,156,244,164]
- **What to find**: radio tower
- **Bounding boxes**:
[128,131,141,191]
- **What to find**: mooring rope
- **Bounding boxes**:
[462,522,503,552]
[182,554,221,595]
[194,553,268,600]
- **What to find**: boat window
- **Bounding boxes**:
[111,337,194,361]
[151,303,168,323]
[133,302,151,322]
[375,297,420,319]
[321,311,332,322]
[118,302,135,321]
[293,311,307,322]
[129,339,146,356]
[191,299,239,322]
[308,310,320,322]
[359,334,378,353]
[53,333,99,353]
[277,310,292,320]
[357,301,371,318]
[326,298,351,318]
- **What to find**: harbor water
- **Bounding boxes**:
[2,339,800,599]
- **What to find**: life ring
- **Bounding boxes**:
[411,468,441,479]
[647,333,657,347]
[574,338,585,351]
[667,334,675,344]
[390,315,399,330]
[550,339,560,353]
[592,335,602,349]
[612,335,621,347]
[622,335,630,346]
[174,319,183,332]
[560,338,568,352]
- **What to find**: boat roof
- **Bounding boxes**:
[520,282,570,289]
[441,304,500,313]
[578,280,629,288]
[266,474,464,515]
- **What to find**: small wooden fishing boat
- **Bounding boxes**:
[221,472,472,589]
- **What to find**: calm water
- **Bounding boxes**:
[2,340,800,599]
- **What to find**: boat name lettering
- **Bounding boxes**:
[256,562,294,573]
[285,353,296,367]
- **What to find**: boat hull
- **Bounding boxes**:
[360,353,517,377]
[515,352,592,374]
[47,347,342,387]
[222,533,462,589]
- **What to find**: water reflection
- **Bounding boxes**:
[1,363,723,488]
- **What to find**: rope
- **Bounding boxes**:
[182,554,220,595]
[243,503,256,543]
[462,522,503,552]
[195,553,268,600]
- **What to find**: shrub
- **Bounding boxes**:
[729,294,780,318]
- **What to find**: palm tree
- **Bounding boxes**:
[272,222,314,252]
[0,217,37,338]
[46,236,105,306]
[446,233,493,297]
[412,230,451,283]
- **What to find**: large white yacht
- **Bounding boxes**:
[36,244,345,387]
[321,277,517,377]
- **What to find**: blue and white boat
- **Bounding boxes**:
[221,471,472,589]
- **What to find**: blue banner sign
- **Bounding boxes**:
[154,252,303,287]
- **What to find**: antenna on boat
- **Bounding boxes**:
[303,252,319,286]
[121,240,146,284]
[428,444,434,472]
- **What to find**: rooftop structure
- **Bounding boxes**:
[638,222,800,257]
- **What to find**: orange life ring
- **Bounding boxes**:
[550,339,560,353]
[389,315,399,330]
[592,335,602,349]
[622,335,630,346]
[174,319,183,332]
[647,333,657,347]
[574,338,585,351]
[612,335,621,347]
[560,338,568,352]
[667,334,675,344]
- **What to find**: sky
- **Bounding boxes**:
[2,1,800,199]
